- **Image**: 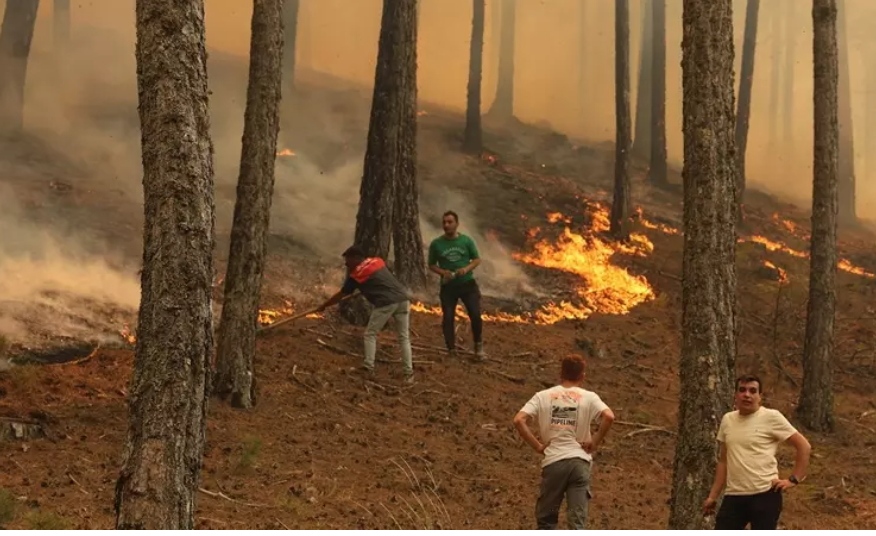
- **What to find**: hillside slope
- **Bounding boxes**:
[1,77,875,530]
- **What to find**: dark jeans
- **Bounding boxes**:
[535,458,592,529]
[715,489,783,530]
[439,279,483,349]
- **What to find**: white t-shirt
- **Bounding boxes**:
[717,407,798,495]
[520,385,610,468]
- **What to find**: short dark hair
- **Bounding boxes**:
[341,245,365,258]
[442,210,459,223]
[735,374,763,393]
[560,355,586,382]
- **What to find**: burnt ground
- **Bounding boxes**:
[1,68,876,529]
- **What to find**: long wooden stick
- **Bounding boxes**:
[256,293,357,334]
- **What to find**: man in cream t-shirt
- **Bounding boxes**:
[704,375,812,529]
[513,355,615,529]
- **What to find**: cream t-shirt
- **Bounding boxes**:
[520,386,609,468]
[717,407,798,495]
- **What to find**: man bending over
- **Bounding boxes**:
[317,246,414,384]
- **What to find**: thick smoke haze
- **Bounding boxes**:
[2,0,876,347]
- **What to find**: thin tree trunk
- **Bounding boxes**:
[114,0,215,529]
[577,0,588,118]
[54,0,70,48]
[341,0,413,325]
[648,0,667,187]
[798,0,839,433]
[214,0,284,410]
[463,0,485,154]
[391,0,426,291]
[866,49,876,186]
[281,0,300,94]
[836,0,856,224]
[488,0,515,119]
[767,1,781,151]
[735,0,760,220]
[668,0,737,529]
[610,0,632,239]
[0,0,40,134]
[632,1,653,160]
[781,0,796,143]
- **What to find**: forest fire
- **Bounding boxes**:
[258,301,295,325]
[119,325,136,345]
[412,205,657,325]
[276,148,296,157]
[763,260,789,284]
[633,208,874,279]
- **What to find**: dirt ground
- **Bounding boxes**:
[1,70,876,530]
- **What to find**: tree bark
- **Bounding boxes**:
[341,0,415,325]
[648,0,667,187]
[866,48,876,187]
[668,0,737,529]
[487,0,515,119]
[836,0,855,225]
[767,1,781,151]
[631,1,653,160]
[577,0,588,117]
[797,0,838,433]
[781,0,796,143]
[114,0,215,529]
[391,0,426,291]
[281,0,299,94]
[610,0,632,240]
[463,0,485,154]
[0,0,40,134]
[54,0,70,48]
[214,0,284,410]
[735,0,760,220]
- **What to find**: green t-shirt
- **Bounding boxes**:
[428,233,480,285]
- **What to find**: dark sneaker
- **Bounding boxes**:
[403,373,415,385]
[356,365,375,378]
[474,342,485,361]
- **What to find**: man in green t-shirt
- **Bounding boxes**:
[427,210,485,359]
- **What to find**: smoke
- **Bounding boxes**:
[0,185,141,346]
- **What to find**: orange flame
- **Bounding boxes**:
[119,325,136,345]
[763,260,789,284]
[276,148,296,157]
[258,301,295,325]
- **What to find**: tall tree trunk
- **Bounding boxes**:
[0,0,40,134]
[632,1,653,160]
[866,49,876,187]
[214,0,284,410]
[836,0,855,224]
[735,0,760,221]
[488,0,515,119]
[767,1,781,151]
[577,0,588,118]
[281,0,300,94]
[486,0,501,101]
[341,0,413,325]
[114,0,215,529]
[781,0,796,143]
[798,0,838,433]
[648,0,668,187]
[54,0,70,48]
[463,0,485,154]
[391,0,426,291]
[668,0,737,529]
[610,0,632,240]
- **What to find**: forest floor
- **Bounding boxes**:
[1,67,876,529]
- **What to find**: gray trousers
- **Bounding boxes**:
[364,300,412,375]
[535,457,592,530]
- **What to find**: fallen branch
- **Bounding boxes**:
[614,420,675,435]
[316,338,361,358]
[198,487,270,508]
[483,367,525,384]
[625,427,674,438]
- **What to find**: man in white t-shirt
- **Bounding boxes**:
[513,355,615,529]
[703,375,812,530]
